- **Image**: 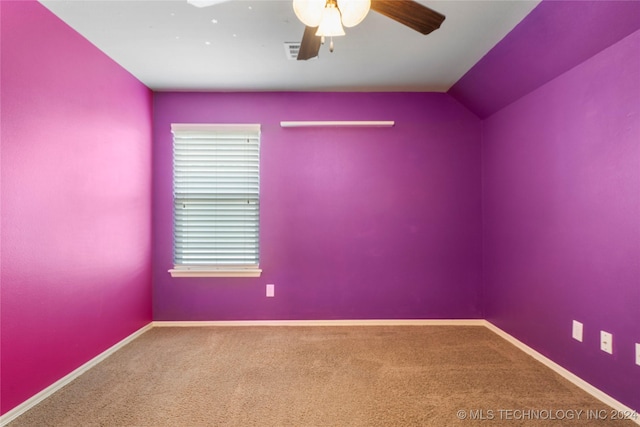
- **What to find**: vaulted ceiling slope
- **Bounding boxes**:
[448,0,640,119]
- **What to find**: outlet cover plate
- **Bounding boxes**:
[600,331,613,354]
[266,284,275,297]
[572,320,583,342]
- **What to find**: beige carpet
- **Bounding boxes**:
[8,326,635,426]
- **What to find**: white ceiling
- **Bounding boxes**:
[39,0,541,92]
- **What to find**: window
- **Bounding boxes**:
[169,124,261,277]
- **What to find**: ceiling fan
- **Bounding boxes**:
[187,0,445,61]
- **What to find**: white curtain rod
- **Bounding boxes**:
[280,121,395,128]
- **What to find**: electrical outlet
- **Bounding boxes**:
[600,331,613,354]
[572,320,583,342]
[266,284,275,298]
[636,343,640,366]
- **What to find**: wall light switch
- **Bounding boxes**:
[600,331,613,354]
[266,284,275,298]
[572,320,583,342]
[636,343,640,366]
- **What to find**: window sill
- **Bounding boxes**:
[169,267,262,278]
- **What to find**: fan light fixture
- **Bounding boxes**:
[293,0,371,52]
[316,3,345,37]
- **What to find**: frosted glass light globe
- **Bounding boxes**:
[293,0,326,27]
[337,0,370,27]
[315,3,345,36]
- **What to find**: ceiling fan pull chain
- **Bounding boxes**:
[329,37,334,52]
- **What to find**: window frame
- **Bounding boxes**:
[168,123,262,278]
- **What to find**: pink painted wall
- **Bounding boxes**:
[0,1,153,415]
[153,92,483,321]
[482,29,640,411]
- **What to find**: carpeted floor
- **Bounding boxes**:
[8,326,636,426]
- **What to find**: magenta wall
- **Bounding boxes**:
[153,92,482,321]
[482,28,640,411]
[0,1,153,415]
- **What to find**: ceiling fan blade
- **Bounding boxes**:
[187,0,231,8]
[370,0,445,35]
[297,26,322,61]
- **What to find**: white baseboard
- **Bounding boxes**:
[0,323,153,427]
[151,318,487,327]
[483,321,639,425]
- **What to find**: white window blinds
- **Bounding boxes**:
[170,124,261,277]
